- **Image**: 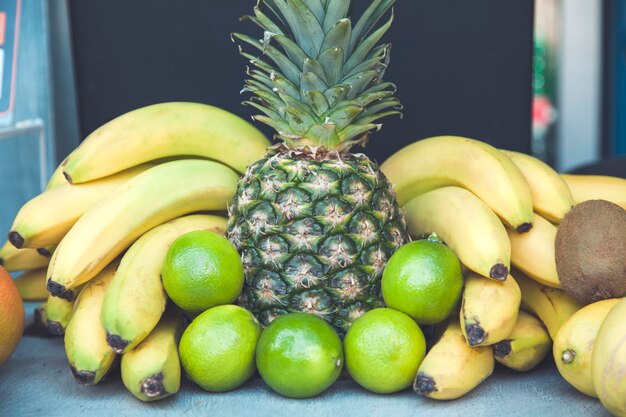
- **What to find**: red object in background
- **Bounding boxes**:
[533,95,555,130]
[0,12,5,45]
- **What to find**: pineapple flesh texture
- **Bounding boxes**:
[228,0,408,335]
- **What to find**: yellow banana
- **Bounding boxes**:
[460,273,521,346]
[121,310,183,402]
[507,213,561,288]
[561,174,626,210]
[102,214,227,354]
[414,320,494,400]
[500,150,573,223]
[381,136,534,232]
[35,246,55,258]
[13,269,48,301]
[493,310,551,372]
[592,297,626,416]
[9,165,152,249]
[554,298,620,398]
[62,102,269,183]
[45,161,69,190]
[64,262,118,385]
[514,268,583,339]
[47,159,239,297]
[46,291,79,336]
[0,241,52,272]
[404,186,511,280]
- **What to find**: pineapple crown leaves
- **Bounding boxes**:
[233,0,402,151]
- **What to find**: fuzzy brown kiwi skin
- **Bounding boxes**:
[555,199,626,304]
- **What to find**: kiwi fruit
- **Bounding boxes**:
[555,199,626,304]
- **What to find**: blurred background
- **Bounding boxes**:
[0,0,622,234]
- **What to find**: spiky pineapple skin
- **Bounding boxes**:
[227,149,409,335]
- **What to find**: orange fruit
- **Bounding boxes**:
[0,266,24,365]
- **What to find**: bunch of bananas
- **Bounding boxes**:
[0,102,270,401]
[381,136,626,401]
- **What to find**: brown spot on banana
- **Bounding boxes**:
[140,373,168,398]
[106,332,129,354]
[465,323,487,346]
[71,367,96,385]
[489,264,509,280]
[414,372,437,396]
[493,340,512,358]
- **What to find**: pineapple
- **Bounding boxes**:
[227,0,409,335]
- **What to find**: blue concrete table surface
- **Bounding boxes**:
[0,303,609,417]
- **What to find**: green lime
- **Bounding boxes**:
[162,230,244,314]
[382,238,463,324]
[256,313,343,398]
[344,308,426,394]
[179,304,260,392]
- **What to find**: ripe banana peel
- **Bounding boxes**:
[45,161,69,190]
[592,297,626,416]
[121,310,183,402]
[514,268,583,339]
[47,159,239,296]
[554,298,620,398]
[460,273,521,347]
[0,241,52,272]
[414,320,494,400]
[500,150,573,223]
[493,310,551,372]
[13,268,48,301]
[561,174,626,210]
[64,262,118,385]
[507,213,561,289]
[404,186,511,280]
[102,214,227,354]
[63,102,270,183]
[46,291,79,336]
[381,136,534,232]
[9,165,152,249]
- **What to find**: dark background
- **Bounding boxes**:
[68,0,534,164]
